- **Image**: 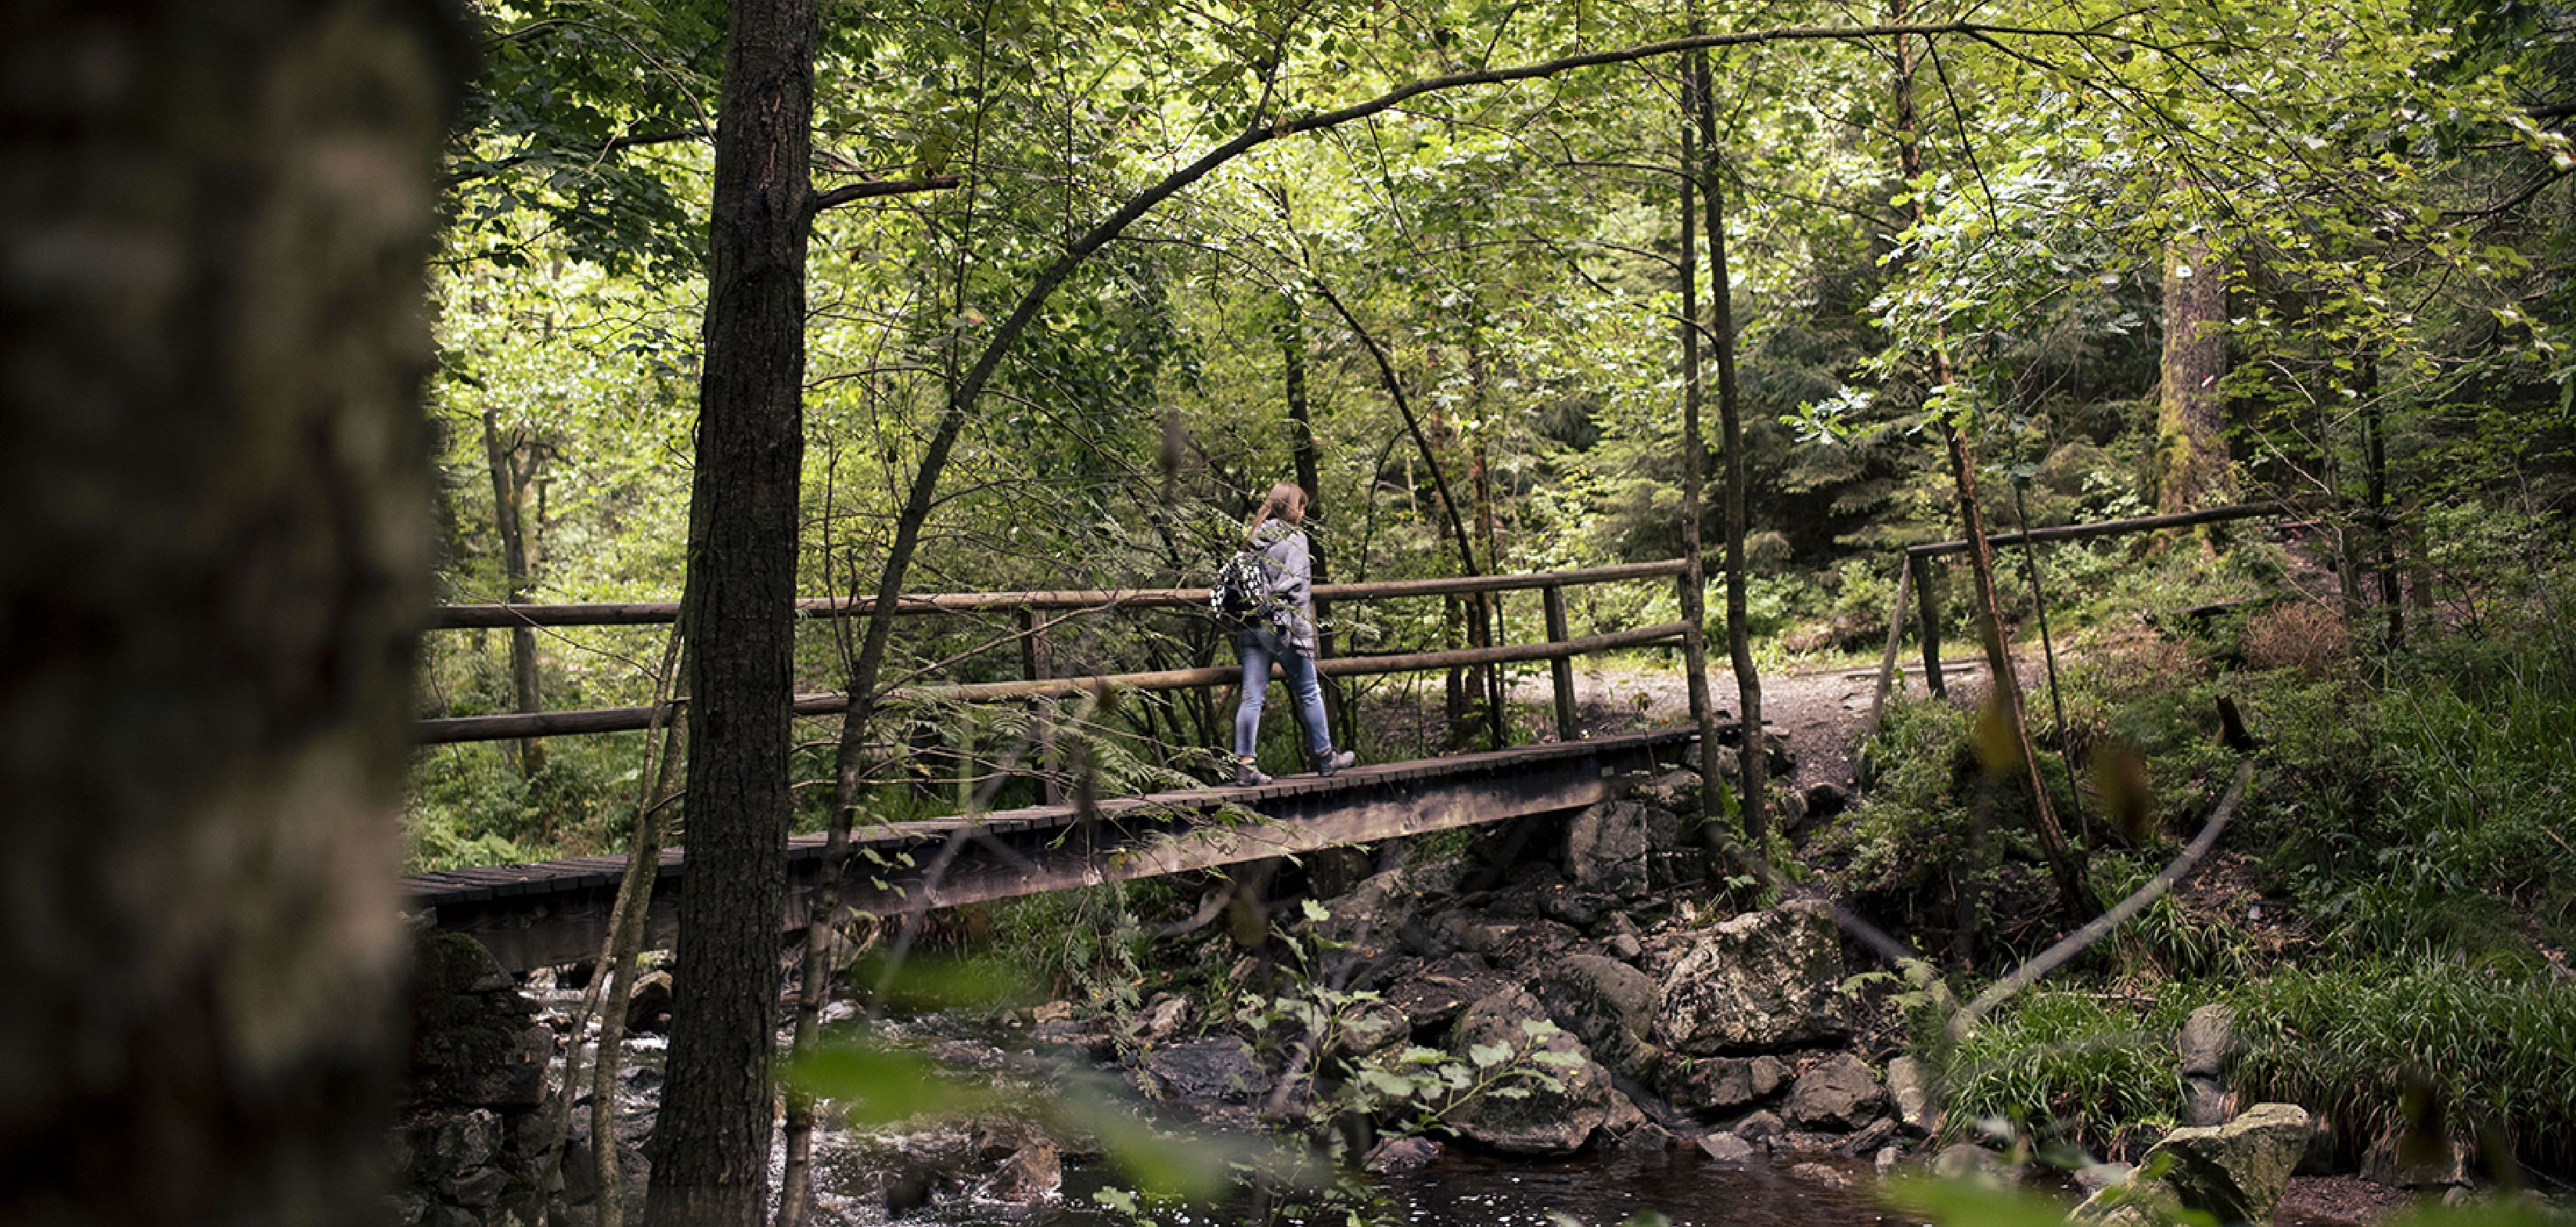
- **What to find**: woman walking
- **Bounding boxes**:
[1230,482,1355,786]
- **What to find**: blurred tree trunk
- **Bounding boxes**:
[643,0,816,1222]
[479,406,546,778]
[0,3,463,1225]
[2157,238,2233,512]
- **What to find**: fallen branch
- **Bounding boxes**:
[1947,755,2255,1041]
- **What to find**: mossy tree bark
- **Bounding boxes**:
[643,0,817,1222]
[2157,237,2233,512]
[0,2,464,1223]
[479,405,547,778]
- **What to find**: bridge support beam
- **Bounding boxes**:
[412,729,1700,974]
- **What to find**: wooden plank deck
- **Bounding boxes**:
[409,727,1702,972]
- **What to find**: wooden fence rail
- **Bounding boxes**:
[429,559,1691,629]
[1870,502,2289,722]
[419,561,1699,745]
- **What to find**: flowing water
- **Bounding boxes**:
[899,1149,1914,1227]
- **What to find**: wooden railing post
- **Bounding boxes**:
[1909,552,1946,700]
[1543,584,1579,740]
[1867,555,1913,733]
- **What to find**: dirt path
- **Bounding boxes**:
[1516,657,1995,797]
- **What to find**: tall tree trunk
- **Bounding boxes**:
[480,406,546,777]
[1674,49,1728,829]
[1888,15,2086,924]
[1693,48,1767,847]
[1281,296,1346,740]
[645,0,817,1222]
[0,3,462,1224]
[2157,236,2232,512]
[2358,352,2401,648]
[1467,342,1506,749]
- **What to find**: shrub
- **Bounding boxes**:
[2240,602,2350,676]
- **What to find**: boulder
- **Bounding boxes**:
[1459,919,1582,971]
[1563,800,1654,898]
[1782,1054,1884,1132]
[1837,1118,1898,1156]
[1698,1132,1756,1163]
[2072,1102,2312,1227]
[1533,955,1663,1081]
[456,1023,550,1110]
[1801,783,1849,823]
[2177,1005,2238,1077]
[1543,890,1612,929]
[1316,860,1464,956]
[1144,1038,1267,1103]
[1788,1161,1856,1189]
[1443,989,1616,1155]
[1030,1018,1116,1063]
[2183,1077,2236,1128]
[1331,996,1411,1060]
[1653,900,1848,1054]
[1365,1137,1441,1173]
[1931,1143,2005,1181]
[1135,993,1192,1044]
[1380,953,1506,1031]
[1885,1055,1940,1135]
[1631,769,1703,816]
[984,1140,1062,1203]
[624,970,673,1035]
[1656,1054,1786,1116]
[1733,1110,1785,1143]
[2362,1127,2472,1189]
[1617,1123,1677,1153]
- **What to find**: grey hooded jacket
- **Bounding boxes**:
[1250,520,1319,653]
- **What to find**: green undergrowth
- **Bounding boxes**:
[2233,959,2576,1173]
[1842,548,2576,1172]
[1934,988,2206,1160]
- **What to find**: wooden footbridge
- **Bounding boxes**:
[407,560,1721,973]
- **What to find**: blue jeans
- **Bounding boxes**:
[1234,628,1334,760]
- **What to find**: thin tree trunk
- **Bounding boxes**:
[1675,48,1727,828]
[1693,48,1767,847]
[590,691,687,1227]
[1281,294,1346,738]
[2359,352,2401,648]
[644,0,817,1221]
[2157,235,2232,512]
[1890,14,2085,923]
[525,630,685,1219]
[0,3,463,1223]
[1307,278,1482,580]
[481,406,547,778]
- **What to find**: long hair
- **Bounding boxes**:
[1247,482,1307,543]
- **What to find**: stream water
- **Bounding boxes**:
[899,1148,1910,1227]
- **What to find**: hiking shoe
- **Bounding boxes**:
[1234,761,1273,788]
[1314,748,1356,778]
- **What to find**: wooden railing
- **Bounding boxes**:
[1868,502,2288,723]
[418,559,1694,745]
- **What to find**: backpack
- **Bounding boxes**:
[1211,549,1292,633]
